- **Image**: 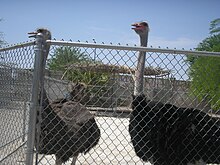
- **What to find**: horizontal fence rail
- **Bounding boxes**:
[0,39,220,165]
[1,40,220,56]
[0,41,35,51]
[48,40,220,57]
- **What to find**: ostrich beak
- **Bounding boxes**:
[28,31,38,38]
[131,23,137,29]
[131,23,142,30]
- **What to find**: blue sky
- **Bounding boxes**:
[1,0,220,49]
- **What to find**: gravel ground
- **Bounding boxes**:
[1,106,218,165]
[0,106,148,165]
[0,106,28,165]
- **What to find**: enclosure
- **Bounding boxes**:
[1,34,220,165]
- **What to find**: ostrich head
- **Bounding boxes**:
[28,28,51,59]
[132,21,149,46]
[67,82,87,102]
[28,28,52,40]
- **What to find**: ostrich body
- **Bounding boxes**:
[129,22,220,164]
[132,21,149,95]
[129,94,220,165]
[29,29,100,165]
[39,86,100,165]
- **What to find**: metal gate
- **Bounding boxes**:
[0,42,35,164]
[1,33,220,165]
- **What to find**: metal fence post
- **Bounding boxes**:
[26,33,46,165]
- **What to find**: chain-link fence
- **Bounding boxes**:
[0,42,35,164]
[1,37,220,165]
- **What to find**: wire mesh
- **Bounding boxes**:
[1,40,220,165]
[0,43,35,164]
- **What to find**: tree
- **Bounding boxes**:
[210,18,220,35]
[187,18,220,110]
[48,46,94,70]
[48,46,109,85]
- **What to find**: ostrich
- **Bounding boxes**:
[128,22,220,164]
[42,83,100,165]
[29,28,100,165]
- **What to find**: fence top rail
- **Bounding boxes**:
[47,40,220,57]
[1,40,220,57]
[0,41,35,52]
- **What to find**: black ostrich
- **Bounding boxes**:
[128,22,220,165]
[129,94,220,165]
[30,29,100,165]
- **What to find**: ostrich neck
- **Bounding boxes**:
[140,33,148,47]
[39,38,50,92]
[134,32,149,96]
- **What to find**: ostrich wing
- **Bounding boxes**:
[51,100,94,131]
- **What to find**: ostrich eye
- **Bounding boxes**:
[38,29,43,33]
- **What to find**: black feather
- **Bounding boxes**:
[36,88,100,163]
[129,94,220,165]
